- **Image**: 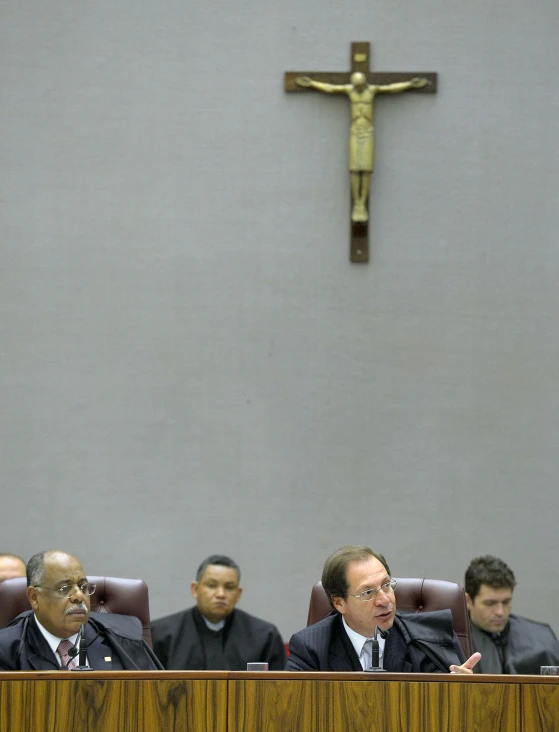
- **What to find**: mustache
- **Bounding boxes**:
[65,602,88,616]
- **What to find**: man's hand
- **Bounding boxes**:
[449,652,482,674]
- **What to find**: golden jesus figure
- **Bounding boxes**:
[296,72,429,223]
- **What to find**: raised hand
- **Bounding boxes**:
[449,652,482,675]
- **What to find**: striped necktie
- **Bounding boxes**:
[57,639,76,670]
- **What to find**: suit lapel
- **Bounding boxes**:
[329,616,362,671]
[82,623,118,670]
[27,648,59,671]
[26,617,60,671]
[383,625,412,673]
[329,642,356,671]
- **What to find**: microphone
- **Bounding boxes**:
[69,623,94,672]
[78,621,89,668]
[66,625,81,663]
[365,626,385,673]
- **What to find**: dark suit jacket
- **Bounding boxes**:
[0,610,162,671]
[151,606,286,670]
[286,610,465,672]
[471,613,559,674]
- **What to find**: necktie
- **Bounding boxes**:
[57,639,76,670]
[361,638,373,670]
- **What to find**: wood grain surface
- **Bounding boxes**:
[0,671,557,732]
[522,681,559,731]
[230,678,519,732]
[0,676,226,732]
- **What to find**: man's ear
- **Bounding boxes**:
[234,586,243,604]
[190,581,199,599]
[465,592,473,610]
[26,585,39,612]
[332,595,345,615]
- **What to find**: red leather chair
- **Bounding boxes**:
[307,577,472,658]
[0,576,154,648]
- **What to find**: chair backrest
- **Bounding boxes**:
[308,577,472,658]
[0,576,153,647]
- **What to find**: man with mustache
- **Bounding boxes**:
[0,550,162,670]
[151,554,286,670]
[286,546,481,673]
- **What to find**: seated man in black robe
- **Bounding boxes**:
[151,554,286,670]
[0,549,162,671]
[465,555,559,674]
[286,546,481,673]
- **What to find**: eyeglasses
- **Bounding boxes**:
[34,582,97,598]
[349,578,397,602]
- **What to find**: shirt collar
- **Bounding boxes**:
[342,616,386,660]
[33,614,79,661]
[201,615,226,631]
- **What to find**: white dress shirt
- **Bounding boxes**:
[342,616,385,670]
[33,615,88,667]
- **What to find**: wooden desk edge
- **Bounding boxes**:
[1,670,557,683]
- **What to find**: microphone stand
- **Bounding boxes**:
[72,624,94,672]
[365,626,384,673]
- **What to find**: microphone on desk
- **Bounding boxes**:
[66,626,81,662]
[366,626,386,673]
[68,623,94,672]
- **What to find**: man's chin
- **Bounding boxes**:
[491,623,506,632]
[66,614,87,630]
[207,609,231,623]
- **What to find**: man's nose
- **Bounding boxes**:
[69,585,85,601]
[215,586,226,597]
[374,588,390,605]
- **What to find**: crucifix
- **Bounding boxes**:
[285,42,437,263]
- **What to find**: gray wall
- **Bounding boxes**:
[1,0,558,641]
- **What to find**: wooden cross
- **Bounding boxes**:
[285,42,437,263]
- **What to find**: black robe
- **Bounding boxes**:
[151,606,286,670]
[0,610,162,671]
[286,610,465,672]
[470,614,559,674]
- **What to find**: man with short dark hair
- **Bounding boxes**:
[0,550,162,670]
[286,546,480,673]
[151,554,286,670]
[0,554,26,582]
[465,555,559,674]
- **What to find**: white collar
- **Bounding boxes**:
[342,616,386,668]
[33,614,79,664]
[201,615,226,631]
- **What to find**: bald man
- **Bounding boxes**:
[0,554,26,582]
[0,549,162,671]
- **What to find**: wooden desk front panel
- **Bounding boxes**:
[2,672,558,732]
[522,681,559,731]
[230,677,520,732]
[0,676,226,732]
